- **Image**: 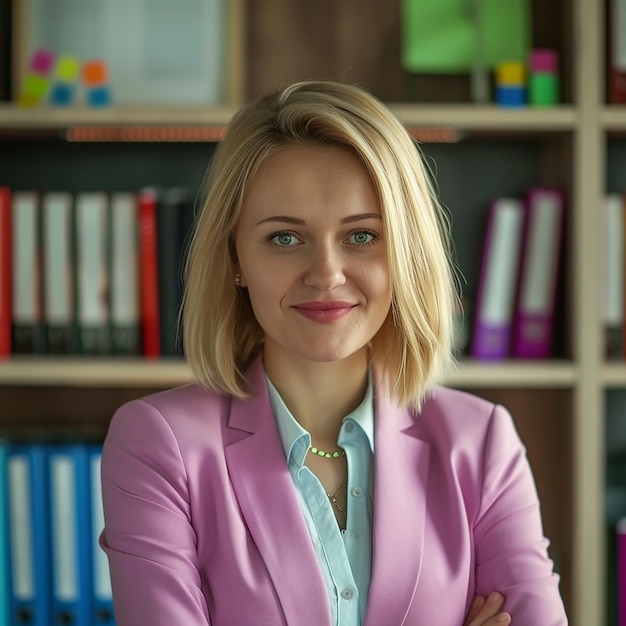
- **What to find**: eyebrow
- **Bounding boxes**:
[255,213,382,226]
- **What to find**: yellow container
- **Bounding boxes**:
[496,62,526,85]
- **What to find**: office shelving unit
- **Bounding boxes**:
[0,1,621,623]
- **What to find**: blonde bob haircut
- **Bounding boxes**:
[183,80,457,410]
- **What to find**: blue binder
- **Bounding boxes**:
[0,441,10,626]
[7,443,51,626]
[88,445,116,625]
[48,444,92,626]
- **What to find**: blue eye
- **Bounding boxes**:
[347,230,376,245]
[271,232,299,247]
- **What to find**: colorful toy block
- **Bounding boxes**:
[495,62,526,108]
[529,49,559,107]
[82,60,113,107]
[49,55,81,106]
[18,48,55,107]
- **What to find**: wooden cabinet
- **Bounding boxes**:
[0,0,622,623]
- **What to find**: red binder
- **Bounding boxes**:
[138,188,161,358]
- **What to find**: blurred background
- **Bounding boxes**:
[0,1,624,624]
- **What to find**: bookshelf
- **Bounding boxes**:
[0,104,238,129]
[0,0,620,623]
[0,103,579,131]
[0,357,578,389]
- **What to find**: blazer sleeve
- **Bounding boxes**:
[100,399,211,626]
[473,404,568,625]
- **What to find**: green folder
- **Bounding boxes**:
[401,0,531,73]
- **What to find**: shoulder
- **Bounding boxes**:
[127,383,230,421]
[418,385,500,428]
[106,384,233,452]
[422,385,497,419]
[412,386,524,457]
[113,382,228,422]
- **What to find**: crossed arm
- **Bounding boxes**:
[465,593,511,625]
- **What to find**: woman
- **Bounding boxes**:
[101,81,568,625]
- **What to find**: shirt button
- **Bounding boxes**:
[341,588,354,600]
[345,422,354,432]
[351,487,363,497]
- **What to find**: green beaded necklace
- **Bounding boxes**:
[309,446,346,459]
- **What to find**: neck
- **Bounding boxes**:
[264,348,369,441]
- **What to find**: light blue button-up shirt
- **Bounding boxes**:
[265,375,375,626]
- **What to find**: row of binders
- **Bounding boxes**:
[0,186,197,360]
[0,441,115,626]
[470,186,565,360]
[2,183,568,362]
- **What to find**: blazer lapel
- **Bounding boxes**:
[365,385,431,626]
[225,362,332,626]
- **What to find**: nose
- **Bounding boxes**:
[303,242,346,290]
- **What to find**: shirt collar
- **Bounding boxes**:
[265,371,375,464]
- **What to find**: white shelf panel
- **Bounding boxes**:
[389,104,577,131]
[0,357,193,388]
[0,357,577,389]
[602,106,626,130]
[0,103,578,133]
[444,360,577,388]
[0,103,238,129]
[601,363,626,387]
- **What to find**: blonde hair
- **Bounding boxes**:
[183,80,457,409]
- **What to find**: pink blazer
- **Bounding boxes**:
[101,360,568,625]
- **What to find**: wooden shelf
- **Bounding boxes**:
[0,357,576,389]
[602,105,626,130]
[0,357,193,388]
[446,360,577,388]
[602,363,626,387]
[0,103,578,133]
[390,104,577,132]
[0,103,238,129]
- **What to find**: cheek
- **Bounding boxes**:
[242,266,286,316]
[244,259,283,290]
[365,259,392,300]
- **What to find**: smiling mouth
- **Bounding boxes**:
[293,302,356,323]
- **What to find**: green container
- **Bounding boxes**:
[529,73,559,107]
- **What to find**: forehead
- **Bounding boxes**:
[240,144,380,220]
[254,143,369,183]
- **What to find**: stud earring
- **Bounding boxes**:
[234,273,242,287]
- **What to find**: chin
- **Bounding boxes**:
[297,343,368,364]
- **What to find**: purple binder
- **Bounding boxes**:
[471,198,525,360]
[618,518,626,626]
[512,187,564,359]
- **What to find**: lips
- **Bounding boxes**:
[293,301,356,323]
